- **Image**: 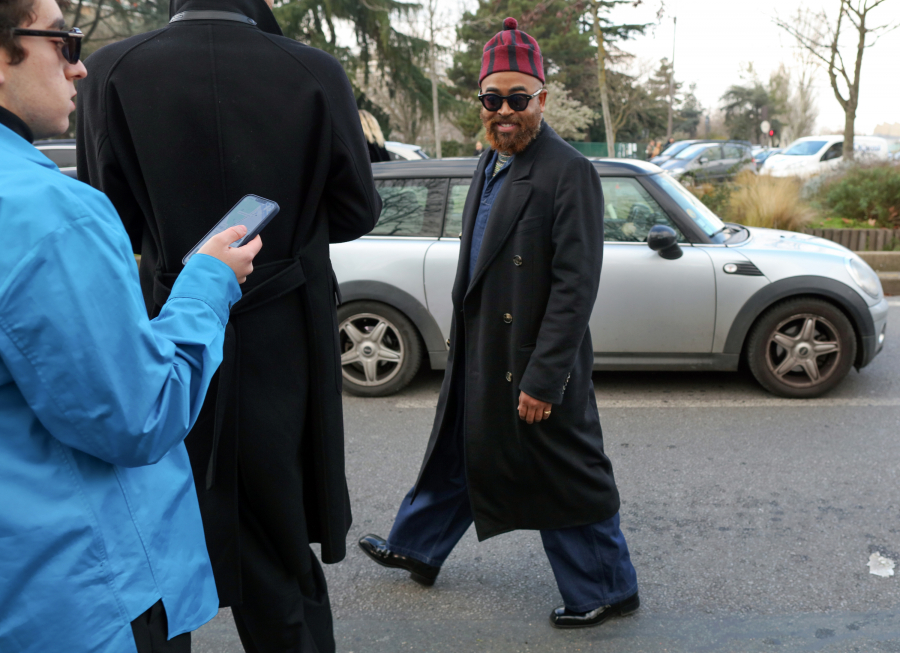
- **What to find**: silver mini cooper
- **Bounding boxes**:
[331,159,888,399]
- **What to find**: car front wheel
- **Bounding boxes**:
[746,297,857,398]
[337,301,422,397]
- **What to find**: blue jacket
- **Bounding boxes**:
[0,123,239,651]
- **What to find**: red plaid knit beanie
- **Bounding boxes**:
[479,17,545,86]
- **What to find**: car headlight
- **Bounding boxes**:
[846,257,883,299]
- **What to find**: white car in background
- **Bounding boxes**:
[761,135,889,178]
[385,141,429,161]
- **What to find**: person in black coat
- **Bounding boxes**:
[76,0,380,650]
[358,18,638,630]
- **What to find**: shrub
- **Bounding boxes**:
[725,171,815,231]
[819,164,900,228]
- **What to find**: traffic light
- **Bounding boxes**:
[768,129,775,137]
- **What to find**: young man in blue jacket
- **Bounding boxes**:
[0,0,262,650]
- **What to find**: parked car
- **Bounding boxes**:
[657,142,756,183]
[761,135,889,177]
[385,141,429,161]
[651,139,752,166]
[34,139,77,176]
[753,147,782,169]
[330,158,887,399]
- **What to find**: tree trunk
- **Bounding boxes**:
[591,1,615,157]
[843,1,868,162]
[429,3,441,159]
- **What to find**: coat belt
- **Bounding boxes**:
[152,257,308,488]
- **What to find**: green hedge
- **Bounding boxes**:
[820,165,900,228]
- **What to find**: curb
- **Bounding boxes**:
[878,272,900,297]
[856,251,900,272]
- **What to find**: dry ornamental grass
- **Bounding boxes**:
[690,172,815,232]
[726,171,816,232]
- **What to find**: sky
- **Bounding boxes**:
[436,0,900,137]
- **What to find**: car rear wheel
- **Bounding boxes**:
[746,297,857,398]
[337,301,422,397]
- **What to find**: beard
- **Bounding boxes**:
[481,108,542,155]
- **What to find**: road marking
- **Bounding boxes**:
[888,299,900,307]
[389,396,900,409]
[594,396,900,408]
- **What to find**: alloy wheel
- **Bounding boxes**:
[339,312,405,387]
[765,313,842,389]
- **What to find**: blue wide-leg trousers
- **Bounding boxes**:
[387,393,638,612]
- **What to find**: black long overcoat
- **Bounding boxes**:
[415,124,620,540]
[76,0,380,606]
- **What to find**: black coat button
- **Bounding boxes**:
[503,313,513,323]
[513,255,523,266]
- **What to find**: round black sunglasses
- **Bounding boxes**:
[12,27,83,64]
[478,88,545,112]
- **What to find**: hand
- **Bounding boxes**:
[518,391,553,424]
[197,225,262,284]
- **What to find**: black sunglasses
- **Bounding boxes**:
[12,27,83,64]
[478,88,545,112]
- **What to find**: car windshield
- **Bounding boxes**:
[659,141,696,157]
[782,140,827,156]
[653,172,727,237]
[673,143,709,160]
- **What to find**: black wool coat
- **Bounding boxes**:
[415,123,620,540]
[76,0,380,606]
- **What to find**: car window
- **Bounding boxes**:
[783,140,827,156]
[700,146,723,161]
[372,178,447,237]
[723,145,744,159]
[821,142,843,161]
[653,172,727,238]
[601,177,684,243]
[38,147,77,168]
[674,143,710,160]
[444,179,471,237]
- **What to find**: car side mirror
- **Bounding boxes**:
[699,156,709,165]
[647,225,683,260]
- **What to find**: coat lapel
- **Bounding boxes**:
[465,125,549,298]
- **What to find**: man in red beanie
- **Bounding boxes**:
[359,17,639,629]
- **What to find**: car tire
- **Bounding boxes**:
[337,301,422,397]
[746,297,857,398]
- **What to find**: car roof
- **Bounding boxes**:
[34,139,76,147]
[384,141,424,151]
[371,157,661,179]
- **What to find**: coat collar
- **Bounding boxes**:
[0,105,34,144]
[0,122,58,171]
[454,122,551,302]
[169,0,282,36]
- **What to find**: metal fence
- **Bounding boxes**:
[802,228,900,252]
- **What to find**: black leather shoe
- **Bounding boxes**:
[357,534,440,586]
[549,591,640,629]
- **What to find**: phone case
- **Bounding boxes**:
[183,194,280,265]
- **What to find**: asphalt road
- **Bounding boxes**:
[195,301,900,653]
